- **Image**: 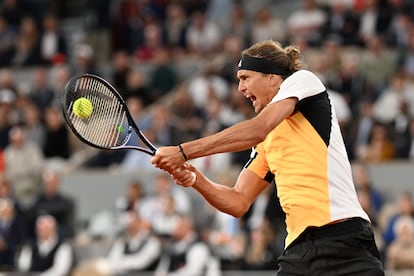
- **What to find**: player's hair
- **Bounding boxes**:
[241,40,302,77]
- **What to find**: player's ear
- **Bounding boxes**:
[269,74,282,86]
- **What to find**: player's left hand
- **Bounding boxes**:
[171,163,197,187]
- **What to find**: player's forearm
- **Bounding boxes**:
[181,98,296,160]
[182,118,266,160]
[192,172,249,218]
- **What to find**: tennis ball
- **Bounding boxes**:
[73,97,93,119]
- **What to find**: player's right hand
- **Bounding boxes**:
[151,146,186,173]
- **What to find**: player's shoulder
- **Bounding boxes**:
[288,69,321,81]
[282,69,326,92]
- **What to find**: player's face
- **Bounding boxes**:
[237,70,280,113]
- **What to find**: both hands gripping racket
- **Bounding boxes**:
[61,73,157,155]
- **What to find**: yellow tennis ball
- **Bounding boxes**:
[73,97,93,119]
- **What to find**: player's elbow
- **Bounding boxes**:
[244,125,267,144]
[232,210,247,218]
[229,201,250,218]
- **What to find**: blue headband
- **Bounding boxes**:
[238,56,292,76]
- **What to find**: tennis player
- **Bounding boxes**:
[151,40,384,275]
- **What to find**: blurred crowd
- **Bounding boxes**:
[1,0,414,275]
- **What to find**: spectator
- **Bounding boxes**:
[359,35,398,99]
[217,35,244,84]
[29,169,74,240]
[3,126,44,209]
[110,49,132,95]
[387,12,412,49]
[372,71,414,124]
[168,86,205,145]
[364,122,396,163]
[0,15,17,66]
[0,103,12,150]
[0,198,24,271]
[27,66,55,111]
[71,42,98,75]
[17,214,74,276]
[318,39,343,85]
[352,162,383,218]
[354,100,376,161]
[223,3,250,48]
[321,0,360,46]
[329,52,369,116]
[114,179,146,217]
[21,102,45,149]
[382,191,414,247]
[397,29,414,79]
[205,206,246,270]
[185,10,222,56]
[9,16,43,67]
[286,0,326,46]
[242,184,286,240]
[148,48,177,103]
[385,215,414,271]
[134,22,165,62]
[242,221,280,271]
[107,211,161,274]
[357,0,392,46]
[140,173,192,226]
[251,7,286,45]
[0,0,22,29]
[187,63,229,109]
[151,191,182,239]
[42,106,70,160]
[39,13,67,65]
[162,2,188,55]
[0,177,22,217]
[154,214,211,276]
[148,103,173,146]
[110,0,145,53]
[123,68,151,104]
[189,97,233,174]
[48,64,71,108]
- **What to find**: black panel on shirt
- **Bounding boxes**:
[294,91,331,146]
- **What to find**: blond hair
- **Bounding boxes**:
[241,40,302,75]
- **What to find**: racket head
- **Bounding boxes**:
[61,73,157,155]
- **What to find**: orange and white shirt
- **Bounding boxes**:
[245,70,369,247]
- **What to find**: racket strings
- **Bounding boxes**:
[68,77,129,148]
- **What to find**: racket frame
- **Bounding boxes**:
[62,73,157,156]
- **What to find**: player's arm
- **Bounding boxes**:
[152,97,297,172]
[173,163,269,217]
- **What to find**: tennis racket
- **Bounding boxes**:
[61,73,157,155]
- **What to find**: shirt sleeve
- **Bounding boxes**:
[270,70,326,103]
[244,143,273,182]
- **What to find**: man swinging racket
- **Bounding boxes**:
[152,40,384,276]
